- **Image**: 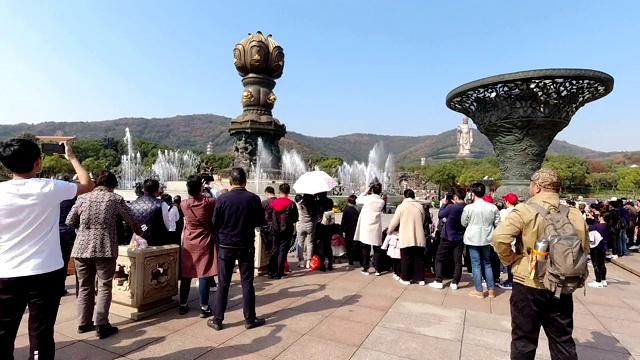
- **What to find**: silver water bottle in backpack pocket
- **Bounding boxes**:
[533,238,549,279]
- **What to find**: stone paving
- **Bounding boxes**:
[13,255,640,360]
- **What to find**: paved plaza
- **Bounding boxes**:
[13,255,640,360]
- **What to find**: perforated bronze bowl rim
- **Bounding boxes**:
[446,68,614,111]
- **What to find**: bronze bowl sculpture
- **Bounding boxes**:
[446,69,614,199]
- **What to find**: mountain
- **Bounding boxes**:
[0,114,620,164]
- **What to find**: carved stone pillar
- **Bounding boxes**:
[229,32,286,170]
[446,69,614,200]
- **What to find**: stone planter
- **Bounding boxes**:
[110,245,180,320]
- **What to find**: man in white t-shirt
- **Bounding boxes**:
[0,139,93,360]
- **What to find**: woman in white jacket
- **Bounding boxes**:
[354,183,386,275]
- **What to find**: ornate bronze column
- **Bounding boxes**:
[229,31,286,170]
[446,69,614,199]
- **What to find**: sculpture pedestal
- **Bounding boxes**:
[111,245,180,320]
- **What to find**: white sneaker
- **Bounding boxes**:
[399,280,411,286]
[306,260,310,268]
[393,274,400,281]
[428,281,443,289]
[602,280,608,287]
[298,262,305,268]
[606,254,613,259]
[210,286,218,293]
[361,271,370,276]
[450,283,458,290]
[418,281,426,286]
[611,255,619,260]
[629,245,639,251]
[374,272,382,276]
[587,281,603,288]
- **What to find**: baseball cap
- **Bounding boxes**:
[483,194,494,204]
[501,193,519,205]
[531,168,561,192]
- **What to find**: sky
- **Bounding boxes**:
[0,1,638,152]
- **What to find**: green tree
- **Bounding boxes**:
[317,158,344,175]
[0,163,10,180]
[15,133,40,143]
[587,172,619,193]
[71,139,104,162]
[40,156,74,177]
[98,149,121,170]
[199,154,233,174]
[82,157,109,175]
[456,158,501,186]
[617,167,640,196]
[424,161,461,190]
[542,155,588,193]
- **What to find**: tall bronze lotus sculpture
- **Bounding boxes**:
[446,69,614,199]
[229,31,286,170]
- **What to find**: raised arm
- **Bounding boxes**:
[63,141,93,196]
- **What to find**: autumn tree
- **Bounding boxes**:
[588,159,610,174]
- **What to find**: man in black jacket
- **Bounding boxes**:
[209,168,266,331]
[265,183,299,279]
[57,174,77,297]
[128,179,170,246]
[341,195,360,266]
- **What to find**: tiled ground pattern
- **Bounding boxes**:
[13,254,640,360]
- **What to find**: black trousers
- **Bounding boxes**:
[213,247,256,325]
[362,244,382,272]
[347,240,362,265]
[510,283,577,360]
[268,235,290,277]
[435,240,463,284]
[60,233,75,295]
[400,247,425,283]
[0,268,65,360]
[591,244,607,282]
[609,231,619,256]
[626,227,635,248]
[489,247,501,283]
[425,237,438,273]
[392,259,401,276]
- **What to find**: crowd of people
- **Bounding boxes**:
[0,139,269,359]
[1,137,639,360]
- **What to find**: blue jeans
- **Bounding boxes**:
[179,277,210,307]
[469,245,494,291]
[618,231,629,256]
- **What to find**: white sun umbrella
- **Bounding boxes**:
[293,170,338,195]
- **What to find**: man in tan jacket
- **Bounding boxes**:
[493,168,588,360]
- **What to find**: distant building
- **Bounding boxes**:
[206,142,214,155]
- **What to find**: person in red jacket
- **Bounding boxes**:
[265,183,299,279]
